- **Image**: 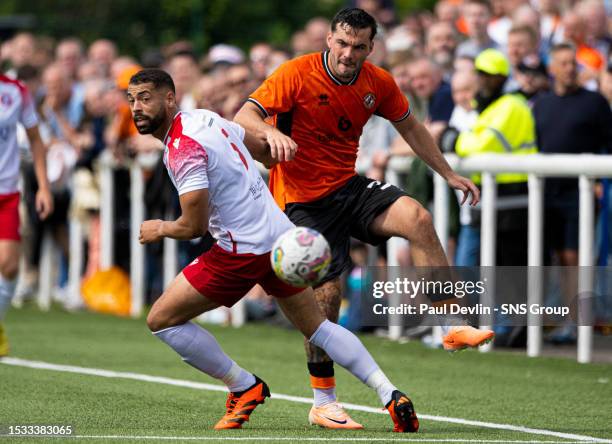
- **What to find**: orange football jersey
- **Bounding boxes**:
[248,51,410,209]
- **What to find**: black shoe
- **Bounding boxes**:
[385,390,419,433]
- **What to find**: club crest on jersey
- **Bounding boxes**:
[1,93,12,107]
[172,137,181,150]
[363,93,376,109]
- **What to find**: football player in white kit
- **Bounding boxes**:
[127,69,418,433]
[0,74,53,356]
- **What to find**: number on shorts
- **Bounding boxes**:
[367,180,392,190]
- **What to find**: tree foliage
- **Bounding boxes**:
[0,0,437,57]
[1,0,345,56]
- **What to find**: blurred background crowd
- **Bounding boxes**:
[1,0,611,346]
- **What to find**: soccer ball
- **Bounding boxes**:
[270,227,332,288]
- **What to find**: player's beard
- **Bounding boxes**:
[336,57,359,80]
[134,108,166,135]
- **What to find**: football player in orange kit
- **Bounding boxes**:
[235,8,493,430]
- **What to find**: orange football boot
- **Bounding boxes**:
[214,375,270,430]
[308,402,364,429]
[442,326,495,351]
[386,390,419,433]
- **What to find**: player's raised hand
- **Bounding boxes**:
[265,128,298,162]
[446,173,480,206]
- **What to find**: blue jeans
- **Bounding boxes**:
[455,225,480,266]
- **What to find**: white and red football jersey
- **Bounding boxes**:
[163,110,294,254]
[0,74,39,194]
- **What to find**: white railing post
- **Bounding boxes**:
[432,172,449,344]
[578,175,594,364]
[231,300,246,328]
[386,163,403,340]
[433,173,449,251]
[130,161,145,318]
[479,172,497,353]
[163,210,178,289]
[99,151,114,269]
[527,174,544,357]
[67,217,84,311]
[38,231,54,311]
[480,173,498,266]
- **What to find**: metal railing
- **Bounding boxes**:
[29,152,611,363]
[386,153,612,363]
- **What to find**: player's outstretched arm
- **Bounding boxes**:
[393,115,480,206]
[140,189,209,243]
[26,125,54,220]
[234,101,297,165]
[241,128,276,168]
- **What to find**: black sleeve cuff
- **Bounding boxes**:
[247,98,269,118]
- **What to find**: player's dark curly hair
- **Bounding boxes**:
[331,8,377,41]
[129,68,175,93]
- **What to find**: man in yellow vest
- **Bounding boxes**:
[441,49,537,347]
[441,49,537,266]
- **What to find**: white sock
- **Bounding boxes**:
[0,276,17,321]
[309,320,401,407]
[365,369,397,406]
[153,322,255,392]
[309,320,379,384]
[440,315,465,335]
[313,387,337,407]
[221,361,257,393]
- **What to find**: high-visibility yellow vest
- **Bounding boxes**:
[455,93,537,184]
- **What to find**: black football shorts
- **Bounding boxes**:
[284,175,407,284]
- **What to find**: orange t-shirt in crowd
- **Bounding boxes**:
[248,51,410,210]
[455,16,469,35]
[117,101,139,140]
[576,44,605,72]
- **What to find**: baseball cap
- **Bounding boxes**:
[208,44,245,66]
[517,55,547,76]
[475,49,510,76]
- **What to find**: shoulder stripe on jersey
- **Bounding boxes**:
[392,108,411,123]
[230,142,249,170]
[1,74,29,104]
[163,112,183,145]
[247,98,269,118]
[321,50,359,86]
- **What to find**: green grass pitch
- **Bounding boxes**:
[1,305,611,443]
